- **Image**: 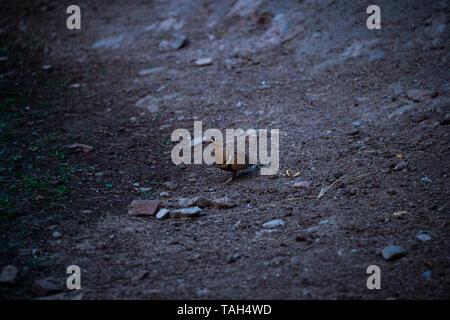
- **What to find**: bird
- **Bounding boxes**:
[192,129,259,183]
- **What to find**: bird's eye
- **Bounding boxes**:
[211,137,216,142]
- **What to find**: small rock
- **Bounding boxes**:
[69,83,80,88]
[256,229,281,237]
[393,160,408,171]
[138,67,165,76]
[406,89,436,102]
[158,35,187,52]
[128,200,160,216]
[163,181,177,190]
[135,95,159,113]
[0,265,18,284]
[52,231,62,239]
[156,208,170,220]
[32,278,60,297]
[195,58,212,66]
[188,197,212,208]
[293,180,311,189]
[178,198,191,207]
[41,64,52,70]
[170,206,202,219]
[388,105,415,119]
[0,56,8,62]
[211,197,237,209]
[263,219,285,229]
[381,245,408,261]
[416,233,431,242]
[159,191,169,197]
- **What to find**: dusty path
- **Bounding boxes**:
[0,0,449,299]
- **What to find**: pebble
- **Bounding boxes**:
[393,160,408,171]
[138,67,165,76]
[41,64,52,70]
[406,89,435,102]
[263,219,285,229]
[256,229,281,237]
[163,181,177,190]
[292,180,311,189]
[416,233,431,242]
[388,104,416,119]
[211,197,237,209]
[170,206,202,219]
[158,35,187,52]
[159,191,169,197]
[381,245,408,261]
[195,58,213,66]
[0,265,18,284]
[32,278,60,297]
[188,197,212,208]
[52,231,62,239]
[128,200,160,216]
[135,95,159,113]
[156,208,170,220]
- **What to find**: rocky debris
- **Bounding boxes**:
[211,197,237,209]
[381,245,408,261]
[135,95,159,113]
[416,233,432,242]
[256,229,281,237]
[41,64,52,70]
[263,219,285,229]
[393,160,408,171]
[228,0,263,18]
[188,196,212,208]
[195,58,212,66]
[92,34,124,49]
[156,208,170,220]
[138,67,165,76]
[0,265,18,284]
[292,180,311,189]
[69,83,80,88]
[128,200,160,216]
[264,12,305,44]
[406,89,436,102]
[159,191,169,197]
[159,17,183,31]
[32,278,61,297]
[388,104,415,119]
[158,34,187,52]
[341,39,379,58]
[170,206,202,219]
[52,231,62,239]
[163,181,177,190]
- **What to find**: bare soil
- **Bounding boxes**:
[0,0,449,299]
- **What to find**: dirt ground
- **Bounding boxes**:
[0,0,449,299]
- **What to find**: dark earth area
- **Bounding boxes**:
[0,0,449,299]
